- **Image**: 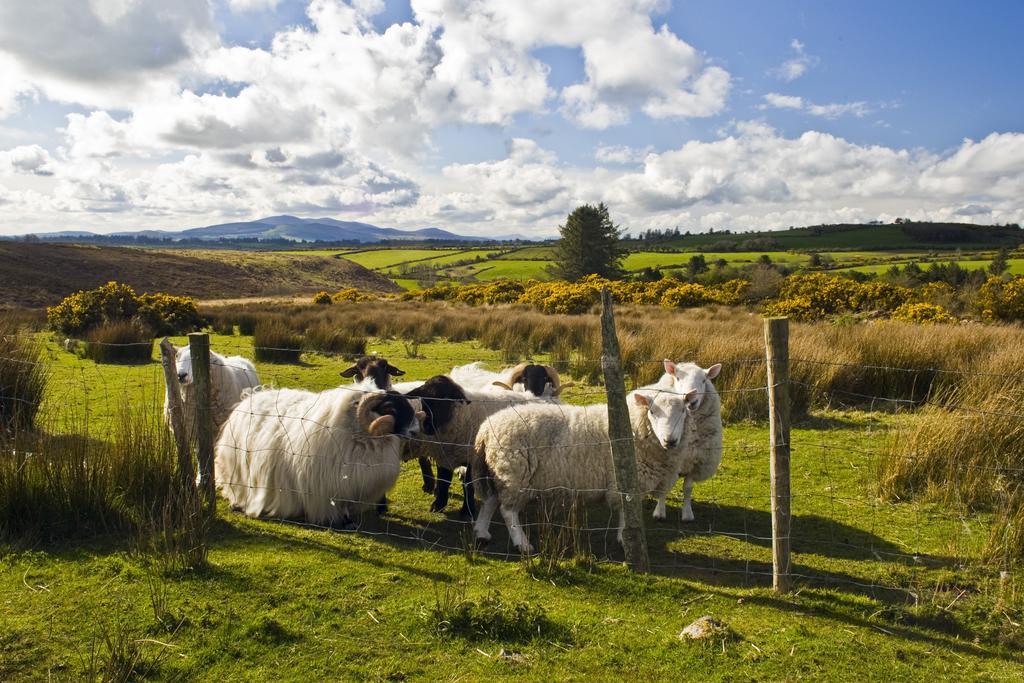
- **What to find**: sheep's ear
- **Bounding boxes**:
[367,414,396,437]
[387,365,406,376]
[415,410,426,423]
[633,392,651,407]
[705,363,722,380]
[340,366,360,378]
[662,359,676,376]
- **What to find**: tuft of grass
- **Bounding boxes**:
[253,319,303,363]
[0,324,47,434]
[81,320,154,365]
[302,323,367,356]
[430,586,553,642]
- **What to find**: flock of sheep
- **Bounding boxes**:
[164,344,724,554]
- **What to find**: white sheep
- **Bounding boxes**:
[652,360,723,522]
[471,385,695,554]
[403,375,550,518]
[214,386,423,528]
[450,361,567,397]
[164,344,260,437]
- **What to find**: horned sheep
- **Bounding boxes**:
[214,386,423,528]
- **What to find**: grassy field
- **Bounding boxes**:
[3,316,1022,678]
[341,249,464,270]
[839,257,1024,275]
[384,249,505,274]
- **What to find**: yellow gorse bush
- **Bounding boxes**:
[891,302,956,324]
[977,276,1024,321]
[48,281,204,336]
[312,291,333,305]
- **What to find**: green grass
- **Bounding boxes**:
[384,249,505,274]
[6,329,1022,678]
[496,246,556,260]
[341,249,464,270]
[459,260,554,281]
[839,258,1024,275]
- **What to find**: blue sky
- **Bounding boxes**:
[0,0,1022,236]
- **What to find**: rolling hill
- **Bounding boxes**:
[0,243,400,307]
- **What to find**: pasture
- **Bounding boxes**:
[2,303,1023,679]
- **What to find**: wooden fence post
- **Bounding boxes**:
[600,287,650,573]
[189,332,216,516]
[159,338,196,498]
[764,317,792,593]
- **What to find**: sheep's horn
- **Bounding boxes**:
[544,365,562,395]
[367,414,396,437]
[355,392,384,430]
[491,380,513,390]
[505,362,528,386]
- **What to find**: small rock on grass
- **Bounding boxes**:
[678,615,735,641]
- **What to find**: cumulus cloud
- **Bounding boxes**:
[226,0,282,11]
[0,145,54,176]
[761,93,872,119]
[770,38,819,82]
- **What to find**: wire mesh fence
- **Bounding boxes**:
[1,323,1020,602]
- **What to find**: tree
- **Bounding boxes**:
[686,254,708,277]
[550,203,625,280]
[989,246,1010,276]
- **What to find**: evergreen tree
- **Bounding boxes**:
[550,203,625,280]
[989,246,1010,276]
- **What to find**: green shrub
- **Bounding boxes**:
[81,320,154,365]
[0,326,47,434]
[254,319,303,363]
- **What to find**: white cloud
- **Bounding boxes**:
[761,93,872,119]
[770,38,819,82]
[595,144,652,164]
[0,145,54,176]
[226,0,282,12]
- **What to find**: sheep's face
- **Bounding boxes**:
[341,356,405,390]
[633,389,690,450]
[663,360,721,412]
[175,346,193,385]
[365,391,422,439]
[497,363,561,397]
[403,375,468,435]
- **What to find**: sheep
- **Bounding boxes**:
[471,384,696,554]
[403,374,552,519]
[339,355,435,495]
[214,386,423,528]
[164,344,260,438]
[651,360,724,522]
[450,361,567,398]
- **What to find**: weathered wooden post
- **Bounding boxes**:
[600,287,650,573]
[159,338,196,497]
[189,332,216,516]
[764,317,792,593]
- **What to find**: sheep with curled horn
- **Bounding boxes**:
[215,386,424,529]
[339,355,438,502]
[449,361,571,398]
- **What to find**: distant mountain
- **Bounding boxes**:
[105,215,492,243]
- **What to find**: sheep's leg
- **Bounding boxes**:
[680,476,695,522]
[376,495,389,516]
[653,495,668,520]
[457,464,477,520]
[617,506,626,546]
[473,494,498,543]
[418,457,436,494]
[500,505,533,555]
[430,466,454,512]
